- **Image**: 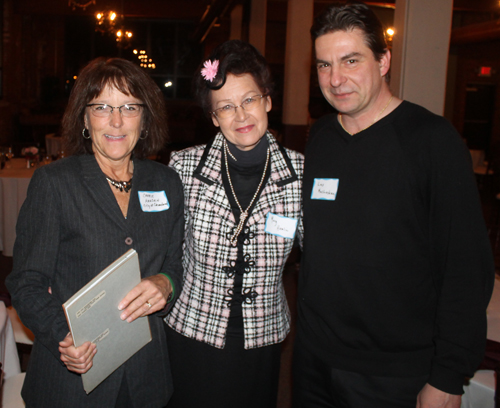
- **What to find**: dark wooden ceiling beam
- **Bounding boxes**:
[451,18,500,44]
[17,0,500,18]
[314,0,498,12]
[190,0,238,43]
[453,0,499,12]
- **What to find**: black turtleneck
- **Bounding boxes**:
[224,136,269,212]
[221,135,271,337]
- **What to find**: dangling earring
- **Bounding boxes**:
[82,128,91,139]
[139,130,148,140]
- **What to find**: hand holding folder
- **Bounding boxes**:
[59,331,97,374]
[117,272,173,322]
[62,249,152,394]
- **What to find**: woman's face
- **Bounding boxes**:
[211,73,271,151]
[84,84,143,166]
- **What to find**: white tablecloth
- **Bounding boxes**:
[460,276,500,408]
[488,277,500,342]
[0,301,21,381]
[0,159,35,256]
[462,370,495,408]
[6,307,34,345]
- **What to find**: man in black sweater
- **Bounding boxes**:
[293,2,495,408]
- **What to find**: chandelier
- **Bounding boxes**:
[134,50,156,70]
[68,0,96,10]
[68,0,134,45]
[116,28,134,48]
[95,9,121,35]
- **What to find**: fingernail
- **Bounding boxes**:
[120,313,126,320]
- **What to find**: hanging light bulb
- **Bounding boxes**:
[115,26,133,48]
[95,9,121,35]
[386,27,395,42]
[135,49,157,70]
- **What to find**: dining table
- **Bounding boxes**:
[461,275,500,408]
[0,158,36,257]
[1,301,26,407]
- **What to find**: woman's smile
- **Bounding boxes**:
[104,134,126,140]
[236,125,255,133]
[210,73,271,151]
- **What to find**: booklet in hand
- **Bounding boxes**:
[62,249,152,394]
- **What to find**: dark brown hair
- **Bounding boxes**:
[62,57,168,158]
[193,40,274,116]
[311,1,387,61]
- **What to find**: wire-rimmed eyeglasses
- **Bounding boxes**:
[211,95,266,119]
[86,103,145,118]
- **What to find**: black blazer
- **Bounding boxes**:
[6,155,184,407]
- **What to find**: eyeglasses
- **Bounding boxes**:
[211,95,266,119]
[86,103,145,118]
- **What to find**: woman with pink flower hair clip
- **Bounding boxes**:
[165,40,304,408]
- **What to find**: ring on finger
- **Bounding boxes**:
[145,301,152,308]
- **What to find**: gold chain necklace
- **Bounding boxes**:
[339,95,394,136]
[223,139,270,245]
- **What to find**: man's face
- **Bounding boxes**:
[314,28,390,119]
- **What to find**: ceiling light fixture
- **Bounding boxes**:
[68,0,96,10]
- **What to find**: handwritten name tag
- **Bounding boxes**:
[264,213,298,239]
[138,191,170,212]
[311,178,339,200]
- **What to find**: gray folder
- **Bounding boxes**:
[63,249,152,394]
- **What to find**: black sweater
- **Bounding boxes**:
[298,101,494,394]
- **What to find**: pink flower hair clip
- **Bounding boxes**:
[201,59,219,82]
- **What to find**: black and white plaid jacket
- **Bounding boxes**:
[166,132,304,349]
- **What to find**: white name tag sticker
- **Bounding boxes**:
[265,213,298,239]
[138,191,170,212]
[311,178,339,200]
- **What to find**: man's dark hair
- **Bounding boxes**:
[311,1,387,61]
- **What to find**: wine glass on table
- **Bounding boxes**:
[5,146,13,161]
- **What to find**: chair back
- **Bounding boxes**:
[470,149,486,170]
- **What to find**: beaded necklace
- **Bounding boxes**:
[106,176,133,193]
[223,139,269,245]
